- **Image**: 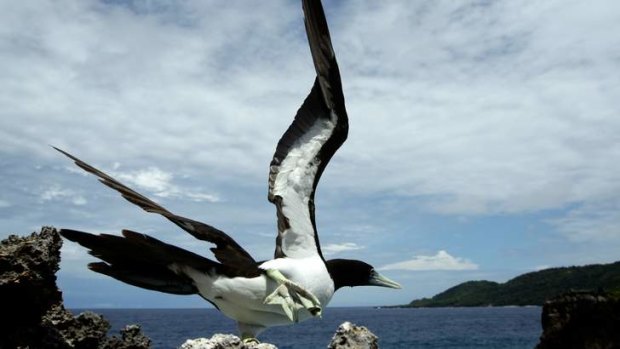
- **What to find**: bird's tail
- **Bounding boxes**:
[60,229,217,295]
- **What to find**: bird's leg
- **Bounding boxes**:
[241,337,260,345]
[238,322,264,345]
[263,269,322,322]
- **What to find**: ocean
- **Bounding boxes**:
[83,307,542,349]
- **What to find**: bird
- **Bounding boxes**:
[56,0,401,342]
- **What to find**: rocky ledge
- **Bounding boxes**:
[0,227,151,348]
[327,322,378,349]
[179,335,277,349]
[536,290,620,349]
[179,322,378,349]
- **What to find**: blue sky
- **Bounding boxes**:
[1,0,620,309]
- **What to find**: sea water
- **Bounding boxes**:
[82,307,541,349]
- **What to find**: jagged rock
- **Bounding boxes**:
[179,334,277,349]
[327,322,378,349]
[41,305,110,349]
[178,322,380,349]
[0,227,151,348]
[536,291,620,349]
[0,226,63,328]
[101,325,153,349]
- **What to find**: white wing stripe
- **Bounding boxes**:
[272,112,338,258]
[272,114,336,199]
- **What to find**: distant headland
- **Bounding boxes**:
[401,261,620,307]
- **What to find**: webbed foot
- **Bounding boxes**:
[242,337,260,345]
[263,269,322,322]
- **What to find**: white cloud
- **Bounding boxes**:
[0,199,10,208]
[2,0,619,228]
[39,185,87,206]
[379,250,478,271]
[117,167,172,193]
[322,242,364,256]
[329,1,620,224]
[115,167,219,203]
[184,192,220,203]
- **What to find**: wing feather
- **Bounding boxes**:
[54,147,258,271]
[268,0,348,259]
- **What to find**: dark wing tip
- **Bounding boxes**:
[121,229,141,239]
[88,262,110,273]
[302,0,344,111]
[59,228,89,242]
[52,146,80,163]
[302,0,336,72]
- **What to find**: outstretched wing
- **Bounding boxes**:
[54,147,257,270]
[268,0,348,260]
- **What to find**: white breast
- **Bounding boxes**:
[174,256,335,328]
[260,255,334,307]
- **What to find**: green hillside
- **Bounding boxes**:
[406,261,620,307]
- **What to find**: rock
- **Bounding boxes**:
[101,325,153,349]
[41,305,110,349]
[0,227,151,348]
[179,334,277,349]
[0,226,63,328]
[179,321,382,349]
[327,322,378,349]
[536,290,620,349]
[178,322,381,349]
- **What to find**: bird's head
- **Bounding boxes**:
[326,259,401,290]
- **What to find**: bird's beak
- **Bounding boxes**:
[369,270,402,289]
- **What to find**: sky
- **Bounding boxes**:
[1,0,619,309]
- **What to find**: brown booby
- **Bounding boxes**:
[57,0,400,341]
